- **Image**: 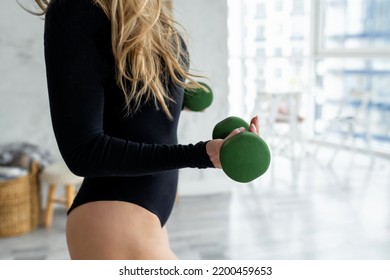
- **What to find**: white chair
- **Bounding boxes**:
[315,89,374,164]
[40,162,83,228]
[251,90,306,186]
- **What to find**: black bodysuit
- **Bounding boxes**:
[44,0,213,226]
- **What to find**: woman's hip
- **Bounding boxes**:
[66,201,176,259]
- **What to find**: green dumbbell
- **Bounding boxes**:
[184,82,213,111]
[212,116,271,183]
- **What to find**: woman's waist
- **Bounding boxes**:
[80,170,176,187]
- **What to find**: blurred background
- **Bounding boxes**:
[0,0,389,259]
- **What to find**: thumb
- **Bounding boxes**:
[224,127,246,140]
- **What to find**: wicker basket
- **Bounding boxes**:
[0,162,41,237]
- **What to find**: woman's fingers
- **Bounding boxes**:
[225,127,246,140]
[249,115,260,135]
[207,116,260,169]
[206,127,246,169]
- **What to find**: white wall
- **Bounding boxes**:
[173,0,234,194]
[0,1,60,158]
[0,0,233,195]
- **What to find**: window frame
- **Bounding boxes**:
[313,0,390,58]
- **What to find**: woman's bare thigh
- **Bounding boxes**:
[66,201,177,260]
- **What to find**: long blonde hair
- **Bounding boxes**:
[33,0,199,118]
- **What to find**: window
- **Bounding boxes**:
[228,0,390,152]
[275,0,284,12]
[256,25,266,41]
[292,0,305,15]
[256,2,266,18]
[227,0,311,116]
[317,0,390,54]
[314,0,390,149]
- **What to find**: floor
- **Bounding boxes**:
[1,145,389,260]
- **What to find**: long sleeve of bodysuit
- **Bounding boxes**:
[44,0,214,178]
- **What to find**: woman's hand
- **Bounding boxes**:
[206,127,245,168]
[206,115,259,168]
[249,115,259,135]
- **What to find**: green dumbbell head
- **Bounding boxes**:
[212,116,271,183]
[184,82,213,112]
[220,131,271,183]
[212,116,250,139]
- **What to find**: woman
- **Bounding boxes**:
[35,0,259,259]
